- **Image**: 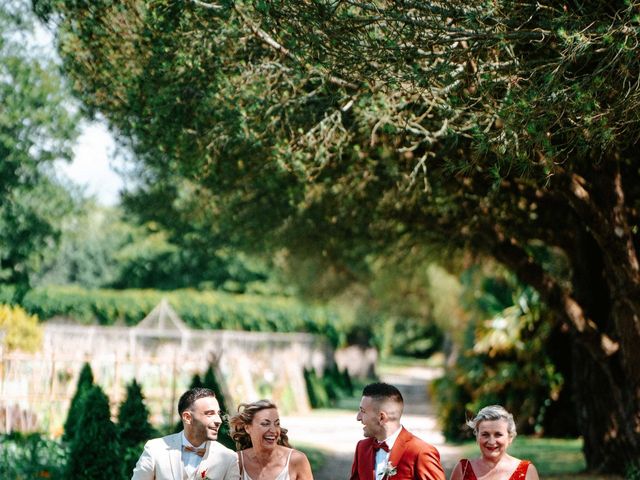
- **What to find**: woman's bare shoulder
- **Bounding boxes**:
[289,448,310,465]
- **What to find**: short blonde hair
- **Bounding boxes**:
[466,405,517,438]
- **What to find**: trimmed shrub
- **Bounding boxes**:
[65,385,122,480]
[62,362,94,442]
[202,365,234,449]
[118,380,155,477]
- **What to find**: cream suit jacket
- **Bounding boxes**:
[131,432,240,480]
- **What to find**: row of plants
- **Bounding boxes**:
[0,284,344,347]
[0,361,233,479]
[0,362,156,480]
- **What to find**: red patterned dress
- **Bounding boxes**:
[459,459,531,480]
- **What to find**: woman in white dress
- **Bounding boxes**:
[229,400,314,480]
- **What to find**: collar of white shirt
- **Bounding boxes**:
[181,432,206,451]
[382,425,402,451]
[374,425,403,478]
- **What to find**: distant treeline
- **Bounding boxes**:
[0,285,343,347]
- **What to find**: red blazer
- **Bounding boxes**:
[350,427,446,480]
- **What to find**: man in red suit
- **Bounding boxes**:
[350,382,445,480]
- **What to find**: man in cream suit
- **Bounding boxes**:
[132,387,239,480]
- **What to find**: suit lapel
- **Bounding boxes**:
[362,439,375,480]
[387,427,411,476]
[168,433,184,480]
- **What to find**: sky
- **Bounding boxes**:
[57,122,125,206]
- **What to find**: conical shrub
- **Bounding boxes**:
[65,385,123,480]
[63,362,94,442]
[203,365,227,413]
[118,380,155,477]
[202,364,234,449]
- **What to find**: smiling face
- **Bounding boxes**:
[356,396,383,440]
[183,396,222,446]
[246,407,281,449]
[476,419,513,462]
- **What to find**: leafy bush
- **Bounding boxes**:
[627,460,640,480]
[303,365,353,409]
[303,368,330,408]
[0,303,42,352]
[432,272,577,440]
[0,432,67,479]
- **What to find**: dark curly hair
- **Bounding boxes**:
[229,400,290,450]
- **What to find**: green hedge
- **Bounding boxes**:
[17,285,344,347]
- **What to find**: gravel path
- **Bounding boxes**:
[282,365,462,480]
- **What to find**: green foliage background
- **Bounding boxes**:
[16,284,345,346]
[433,269,576,440]
[0,0,79,297]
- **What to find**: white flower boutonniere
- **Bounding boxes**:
[379,461,397,479]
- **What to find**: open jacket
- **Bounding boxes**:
[350,427,446,480]
[131,432,240,480]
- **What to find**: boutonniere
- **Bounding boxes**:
[379,461,397,479]
[200,470,207,479]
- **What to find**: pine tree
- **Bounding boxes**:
[65,385,123,480]
[202,364,234,449]
[118,379,155,477]
[63,362,93,442]
[189,373,203,389]
[202,365,227,413]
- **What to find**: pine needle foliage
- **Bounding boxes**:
[62,362,94,443]
[117,379,155,477]
[65,385,123,480]
[202,365,235,449]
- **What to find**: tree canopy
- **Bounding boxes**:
[0,0,79,297]
[34,0,640,472]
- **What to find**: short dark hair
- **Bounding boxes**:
[362,382,403,404]
[178,387,216,416]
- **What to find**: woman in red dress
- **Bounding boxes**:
[449,405,539,480]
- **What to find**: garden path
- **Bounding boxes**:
[282,364,463,480]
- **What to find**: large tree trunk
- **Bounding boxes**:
[573,340,640,472]
[493,223,640,474]
[567,159,640,472]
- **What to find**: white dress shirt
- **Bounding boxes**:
[181,432,205,479]
[375,426,402,479]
